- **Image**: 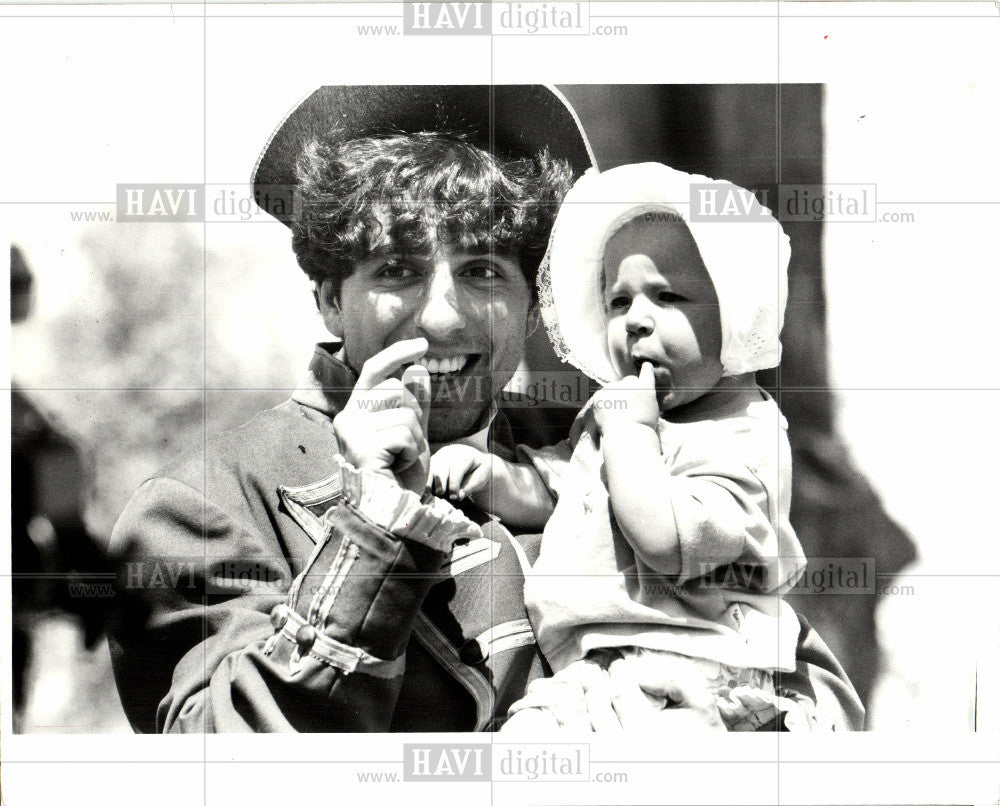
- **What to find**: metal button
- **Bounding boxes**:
[270,606,288,632]
[295,623,317,651]
[459,639,484,665]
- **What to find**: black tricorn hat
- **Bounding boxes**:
[252,84,596,226]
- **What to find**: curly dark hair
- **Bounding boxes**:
[291,131,575,298]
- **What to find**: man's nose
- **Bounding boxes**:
[624,297,654,336]
[415,261,465,338]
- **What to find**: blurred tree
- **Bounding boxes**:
[11,244,118,728]
[20,223,298,538]
[11,225,305,733]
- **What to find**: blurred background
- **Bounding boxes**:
[7,83,999,734]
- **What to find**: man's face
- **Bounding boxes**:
[319,240,535,442]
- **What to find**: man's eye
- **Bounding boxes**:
[378,261,418,280]
[462,262,501,280]
[607,296,630,310]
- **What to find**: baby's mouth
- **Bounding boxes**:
[631,355,662,374]
[631,355,673,398]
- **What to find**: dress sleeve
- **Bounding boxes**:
[515,439,574,499]
[109,461,480,733]
[514,404,595,500]
[658,424,806,593]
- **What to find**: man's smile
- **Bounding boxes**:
[409,351,492,409]
[413,353,476,379]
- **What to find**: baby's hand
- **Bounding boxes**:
[593,362,660,432]
[430,444,493,502]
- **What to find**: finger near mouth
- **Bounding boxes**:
[634,359,671,392]
[631,357,662,375]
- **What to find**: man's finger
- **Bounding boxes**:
[356,338,429,390]
[361,382,424,422]
[381,424,422,468]
[623,652,715,708]
[579,662,622,733]
[611,655,726,732]
[366,406,422,432]
[447,459,471,500]
[402,364,432,437]
[608,658,657,730]
[461,462,492,498]
[428,451,448,496]
[651,678,717,712]
[396,364,432,495]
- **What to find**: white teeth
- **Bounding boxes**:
[415,355,470,375]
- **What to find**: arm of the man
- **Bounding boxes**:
[110,456,479,733]
[111,340,485,732]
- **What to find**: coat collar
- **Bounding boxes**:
[291,342,358,419]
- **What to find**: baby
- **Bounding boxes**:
[431,163,810,732]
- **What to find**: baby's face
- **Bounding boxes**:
[603,216,724,411]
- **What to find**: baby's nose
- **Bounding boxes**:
[624,299,655,334]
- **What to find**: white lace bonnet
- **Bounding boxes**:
[537,162,791,384]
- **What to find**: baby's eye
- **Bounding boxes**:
[607,295,630,310]
[658,290,687,304]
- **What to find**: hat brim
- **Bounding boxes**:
[252,84,596,225]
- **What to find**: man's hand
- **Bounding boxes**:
[333,338,432,495]
[593,362,660,433]
[430,444,492,502]
[508,652,726,733]
[605,653,726,732]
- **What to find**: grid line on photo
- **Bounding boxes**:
[202,0,209,799]
[4,756,1000,763]
[10,199,1000,204]
[487,72,497,806]
[4,3,1000,21]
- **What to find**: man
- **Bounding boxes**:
[109,85,864,732]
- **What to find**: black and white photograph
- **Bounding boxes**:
[3,3,999,805]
